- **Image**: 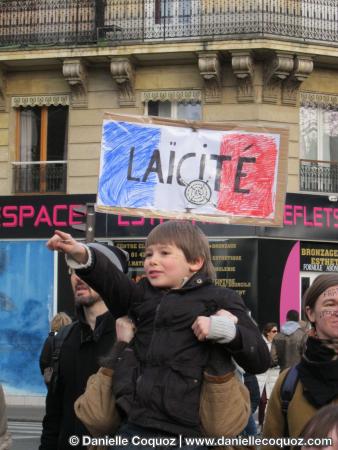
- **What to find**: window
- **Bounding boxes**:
[13,105,68,194]
[300,105,338,193]
[155,0,192,25]
[146,100,202,120]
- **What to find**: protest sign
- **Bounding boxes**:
[96,114,288,225]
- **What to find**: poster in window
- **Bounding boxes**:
[0,241,53,395]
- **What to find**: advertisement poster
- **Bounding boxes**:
[0,241,53,395]
[210,239,257,316]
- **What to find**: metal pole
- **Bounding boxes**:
[85,203,96,243]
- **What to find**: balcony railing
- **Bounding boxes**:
[12,161,67,194]
[300,159,338,193]
[0,0,336,47]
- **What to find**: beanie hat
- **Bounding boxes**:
[88,242,129,273]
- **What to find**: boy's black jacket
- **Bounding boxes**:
[77,248,270,437]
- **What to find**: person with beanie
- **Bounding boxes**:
[40,242,128,450]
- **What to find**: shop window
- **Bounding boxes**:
[13,105,68,194]
[154,0,192,24]
[146,100,201,120]
[300,105,338,193]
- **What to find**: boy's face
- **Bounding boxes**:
[144,243,203,289]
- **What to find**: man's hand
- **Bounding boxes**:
[116,316,136,343]
[215,309,238,324]
[46,230,88,264]
[192,316,211,341]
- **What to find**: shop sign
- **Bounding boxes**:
[301,242,338,273]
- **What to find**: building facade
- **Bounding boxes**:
[0,0,337,399]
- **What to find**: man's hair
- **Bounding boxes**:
[51,312,72,333]
[286,309,299,322]
[303,274,338,322]
[145,221,215,279]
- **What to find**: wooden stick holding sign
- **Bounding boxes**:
[96,113,288,226]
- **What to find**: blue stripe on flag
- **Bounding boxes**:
[98,121,161,207]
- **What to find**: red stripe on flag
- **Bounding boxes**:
[217,133,278,218]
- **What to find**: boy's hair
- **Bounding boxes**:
[298,404,338,447]
[51,312,72,333]
[145,221,216,279]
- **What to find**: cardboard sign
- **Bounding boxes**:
[96,114,288,226]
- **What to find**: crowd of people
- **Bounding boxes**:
[2,221,338,450]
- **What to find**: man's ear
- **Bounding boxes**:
[189,257,204,273]
[305,306,315,323]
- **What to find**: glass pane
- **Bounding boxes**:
[161,0,173,18]
[179,0,191,18]
[19,107,41,162]
[300,106,318,160]
[323,110,338,161]
[177,102,201,120]
[148,100,171,118]
[47,106,68,161]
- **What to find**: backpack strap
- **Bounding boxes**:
[280,364,299,437]
[49,321,77,393]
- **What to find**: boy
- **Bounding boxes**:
[48,221,270,446]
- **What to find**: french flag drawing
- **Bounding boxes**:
[97,119,280,220]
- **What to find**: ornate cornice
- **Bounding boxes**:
[62,58,88,109]
[300,91,338,109]
[11,95,70,108]
[198,52,221,103]
[231,51,254,103]
[263,53,294,104]
[282,55,314,106]
[141,90,201,103]
[110,57,135,107]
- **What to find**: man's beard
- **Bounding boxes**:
[74,295,98,308]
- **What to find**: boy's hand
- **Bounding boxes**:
[46,230,88,264]
[192,310,238,341]
[192,316,211,341]
[215,309,238,324]
[116,316,136,343]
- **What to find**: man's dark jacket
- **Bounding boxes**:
[77,247,270,437]
[39,331,55,375]
[39,310,115,450]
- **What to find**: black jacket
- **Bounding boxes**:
[78,248,270,436]
[39,332,55,375]
[39,310,115,450]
